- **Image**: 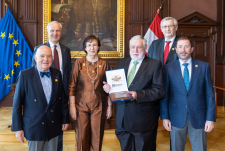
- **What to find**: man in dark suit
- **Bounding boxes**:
[147,17,179,65]
[160,37,215,151]
[103,35,165,151]
[12,46,70,151]
[147,17,179,151]
[32,21,71,151]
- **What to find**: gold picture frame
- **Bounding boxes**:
[43,0,125,58]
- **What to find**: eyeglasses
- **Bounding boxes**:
[86,44,98,48]
[161,25,175,29]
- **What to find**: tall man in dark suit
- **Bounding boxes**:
[147,17,179,151]
[12,46,70,151]
[32,21,72,151]
[160,37,215,151]
[147,17,179,65]
[103,35,165,151]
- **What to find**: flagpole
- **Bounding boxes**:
[5,2,8,7]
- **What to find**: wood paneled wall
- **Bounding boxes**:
[1,0,225,116]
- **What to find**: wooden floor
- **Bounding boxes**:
[0,107,225,151]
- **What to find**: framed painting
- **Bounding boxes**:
[43,0,125,58]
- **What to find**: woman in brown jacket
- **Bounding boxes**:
[68,35,112,151]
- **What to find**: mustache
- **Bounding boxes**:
[179,52,188,55]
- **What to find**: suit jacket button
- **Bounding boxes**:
[42,122,44,124]
[52,121,54,123]
[51,110,53,112]
[45,111,47,113]
[186,95,189,97]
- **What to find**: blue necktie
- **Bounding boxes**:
[40,72,51,78]
[183,63,189,90]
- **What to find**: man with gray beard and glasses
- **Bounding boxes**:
[103,35,165,151]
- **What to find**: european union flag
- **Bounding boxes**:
[0,7,33,101]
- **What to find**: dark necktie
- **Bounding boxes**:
[54,45,60,70]
[40,72,51,78]
[163,41,171,65]
[183,63,189,90]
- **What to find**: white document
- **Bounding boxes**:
[105,69,128,93]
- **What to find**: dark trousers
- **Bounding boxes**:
[57,131,63,151]
[150,102,160,151]
[115,122,154,151]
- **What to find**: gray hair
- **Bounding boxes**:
[47,21,62,32]
[129,35,147,47]
[160,17,178,27]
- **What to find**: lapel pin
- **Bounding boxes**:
[34,99,37,102]
[99,65,101,67]
[172,48,174,50]
[55,79,58,82]
[195,65,198,67]
[83,63,85,66]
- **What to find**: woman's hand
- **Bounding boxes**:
[70,104,77,120]
[106,105,112,119]
[103,81,111,93]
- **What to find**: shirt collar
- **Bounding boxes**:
[36,66,50,73]
[49,41,59,48]
[165,35,176,43]
[179,57,192,67]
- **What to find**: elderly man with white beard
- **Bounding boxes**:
[103,35,165,151]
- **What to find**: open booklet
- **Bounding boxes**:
[105,69,133,103]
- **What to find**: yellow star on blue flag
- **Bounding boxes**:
[13,39,19,47]
[4,74,10,81]
[0,7,33,101]
[15,50,22,57]
[0,32,5,39]
[8,33,13,40]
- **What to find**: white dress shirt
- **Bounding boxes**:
[37,66,52,104]
[49,41,63,76]
[164,36,176,52]
[127,56,145,79]
[179,58,192,82]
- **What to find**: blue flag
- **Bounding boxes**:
[0,7,33,101]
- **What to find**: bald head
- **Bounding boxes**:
[34,46,53,71]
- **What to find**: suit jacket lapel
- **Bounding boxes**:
[160,38,165,65]
[124,58,131,77]
[165,36,178,64]
[174,60,187,92]
[31,67,48,108]
[188,59,198,92]
[48,68,59,107]
[59,43,65,68]
[129,56,148,88]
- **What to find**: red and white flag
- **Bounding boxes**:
[144,9,164,54]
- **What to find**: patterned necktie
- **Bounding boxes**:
[40,72,51,78]
[183,63,189,90]
[127,61,139,87]
[54,45,60,70]
[163,41,171,65]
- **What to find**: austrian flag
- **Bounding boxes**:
[144,9,164,54]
